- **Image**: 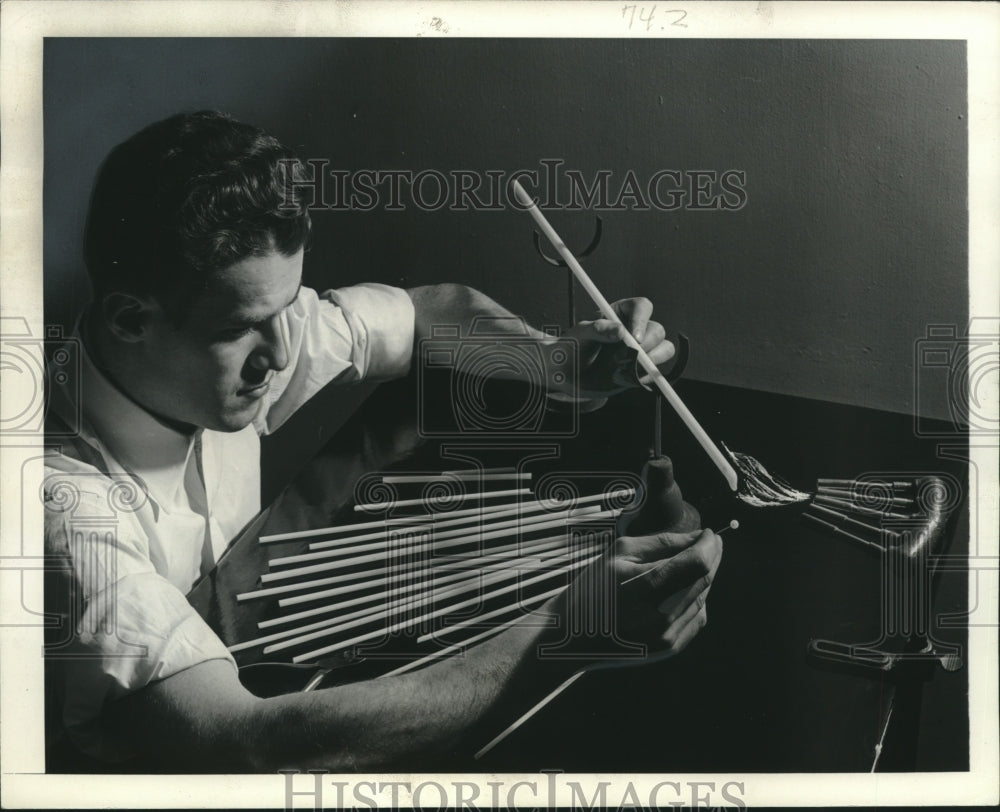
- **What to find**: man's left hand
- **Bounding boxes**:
[556,297,675,398]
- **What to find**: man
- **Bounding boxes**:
[44,110,723,771]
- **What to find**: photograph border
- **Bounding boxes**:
[2,1,998,807]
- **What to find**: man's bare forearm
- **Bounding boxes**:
[408,283,550,344]
[405,283,673,399]
[406,283,577,394]
[118,603,572,771]
[258,612,568,770]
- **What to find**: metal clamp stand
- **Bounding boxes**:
[804,475,963,672]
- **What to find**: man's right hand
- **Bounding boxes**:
[614,528,723,662]
[544,527,723,669]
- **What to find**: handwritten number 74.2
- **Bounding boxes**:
[622,5,688,30]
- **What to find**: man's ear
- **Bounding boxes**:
[100,292,159,342]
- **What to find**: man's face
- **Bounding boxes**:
[137,249,303,432]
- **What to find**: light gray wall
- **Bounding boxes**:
[44,39,967,418]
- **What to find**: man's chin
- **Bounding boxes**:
[210,403,261,433]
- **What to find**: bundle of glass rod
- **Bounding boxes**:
[232,467,633,675]
[801,476,927,550]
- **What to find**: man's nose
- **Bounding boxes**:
[251,315,290,372]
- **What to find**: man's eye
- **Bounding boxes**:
[224,325,256,339]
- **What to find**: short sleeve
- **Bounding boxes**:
[44,471,236,761]
[256,283,415,434]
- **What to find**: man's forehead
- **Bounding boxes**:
[197,250,303,318]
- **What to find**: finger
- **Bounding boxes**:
[586,318,629,344]
[653,535,722,622]
[636,346,677,389]
[633,603,709,664]
[637,530,723,600]
[658,580,710,627]
[615,528,703,563]
[659,604,709,655]
[637,320,667,355]
[642,337,675,367]
[613,297,653,343]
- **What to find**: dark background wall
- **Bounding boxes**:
[44,38,967,419]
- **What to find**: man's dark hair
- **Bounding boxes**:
[84,110,312,320]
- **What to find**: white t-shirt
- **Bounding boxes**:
[44,283,415,760]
